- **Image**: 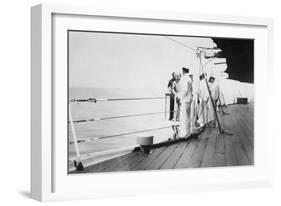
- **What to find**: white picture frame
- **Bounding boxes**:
[31,3,274,202]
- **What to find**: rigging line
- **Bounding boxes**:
[204,58,214,66]
[69,126,172,144]
[164,36,197,52]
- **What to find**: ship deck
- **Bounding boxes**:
[71,103,254,174]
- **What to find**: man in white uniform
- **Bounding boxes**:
[179,67,193,138]
[208,76,220,126]
[171,72,182,121]
[198,73,209,126]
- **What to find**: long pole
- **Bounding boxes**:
[198,51,223,134]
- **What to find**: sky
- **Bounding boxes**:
[68,31,254,95]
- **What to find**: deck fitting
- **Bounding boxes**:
[74,160,84,171]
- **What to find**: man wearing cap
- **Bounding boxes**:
[198,73,209,126]
[172,72,182,121]
[167,72,176,120]
[179,67,193,138]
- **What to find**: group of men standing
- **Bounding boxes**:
[167,67,220,138]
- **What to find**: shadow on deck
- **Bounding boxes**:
[71,103,254,174]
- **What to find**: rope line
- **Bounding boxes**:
[164,36,197,52]
[70,96,166,103]
[69,126,172,144]
[71,111,167,123]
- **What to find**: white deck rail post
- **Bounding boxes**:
[69,103,84,171]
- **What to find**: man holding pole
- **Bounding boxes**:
[208,76,220,127]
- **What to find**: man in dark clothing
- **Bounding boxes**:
[167,72,176,120]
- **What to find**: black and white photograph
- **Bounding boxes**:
[68,31,254,174]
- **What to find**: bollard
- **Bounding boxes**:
[136,136,154,154]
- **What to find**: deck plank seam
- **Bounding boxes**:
[141,146,169,170]
[197,138,208,168]
[227,113,253,164]
[157,143,183,169]
[185,139,201,167]
[172,141,191,169]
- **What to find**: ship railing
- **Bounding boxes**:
[68,94,178,171]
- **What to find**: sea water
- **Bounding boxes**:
[69,88,173,159]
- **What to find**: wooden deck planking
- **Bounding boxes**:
[228,113,253,164]
[236,105,254,134]
[174,128,210,168]
[174,139,199,169]
[201,128,218,167]
[160,142,189,169]
[109,152,146,171]
[213,133,226,167]
[238,117,254,143]
[133,146,168,171]
[79,152,134,173]
[224,136,238,166]
[232,105,254,164]
[233,142,250,165]
[234,109,254,140]
[187,137,208,168]
[145,143,181,170]
[70,104,254,174]
[219,107,239,166]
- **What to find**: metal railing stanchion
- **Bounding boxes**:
[69,103,84,171]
